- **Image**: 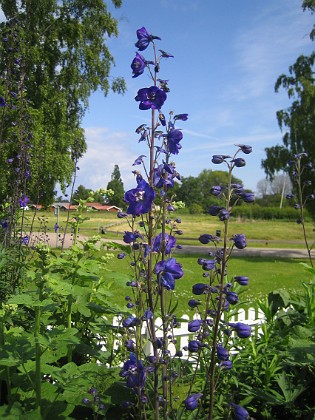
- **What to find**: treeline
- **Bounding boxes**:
[172,170,309,220]
[232,205,310,221]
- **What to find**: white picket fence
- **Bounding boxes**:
[98,307,266,361]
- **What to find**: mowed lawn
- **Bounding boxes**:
[106,254,313,316]
[26,210,315,315]
[27,210,314,247]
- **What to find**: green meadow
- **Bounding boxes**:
[26,210,314,315]
[106,254,313,316]
[28,210,314,247]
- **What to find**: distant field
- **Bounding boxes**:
[24,210,314,248]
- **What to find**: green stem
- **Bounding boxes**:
[0,322,12,405]
[207,165,233,420]
[296,160,313,267]
[34,283,43,414]
[67,295,73,362]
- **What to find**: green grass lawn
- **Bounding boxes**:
[26,210,314,248]
[105,254,314,316]
[25,210,314,315]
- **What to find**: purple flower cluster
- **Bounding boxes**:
[118,28,254,420]
[124,180,155,216]
[154,257,184,290]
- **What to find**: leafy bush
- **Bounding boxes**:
[230,270,315,419]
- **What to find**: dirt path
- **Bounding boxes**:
[28,232,314,259]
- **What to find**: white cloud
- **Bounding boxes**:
[0,6,5,22]
[76,127,138,191]
[229,1,314,101]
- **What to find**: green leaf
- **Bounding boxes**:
[0,349,21,367]
[0,402,23,418]
[7,294,35,306]
[276,371,306,402]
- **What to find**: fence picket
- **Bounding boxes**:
[99,308,266,362]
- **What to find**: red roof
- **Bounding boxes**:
[86,203,121,211]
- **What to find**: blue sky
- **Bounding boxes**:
[79,0,314,194]
[4,1,314,195]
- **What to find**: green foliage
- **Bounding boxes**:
[0,223,127,416]
[173,169,243,212]
[230,272,315,419]
[0,1,126,204]
[106,164,125,209]
[232,204,310,220]
[71,184,93,204]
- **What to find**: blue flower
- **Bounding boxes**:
[202,259,215,271]
[135,86,167,110]
[167,129,183,154]
[188,299,201,308]
[210,185,222,196]
[192,283,208,295]
[19,194,29,208]
[131,52,146,77]
[220,360,233,369]
[135,27,161,51]
[228,322,251,338]
[21,235,29,245]
[0,97,6,107]
[154,258,184,290]
[142,308,153,321]
[1,219,8,229]
[235,144,252,154]
[120,354,147,392]
[217,345,229,361]
[232,234,247,249]
[219,208,230,221]
[174,113,188,121]
[125,340,135,351]
[153,163,177,189]
[132,155,146,166]
[209,205,222,216]
[188,319,202,332]
[188,340,202,352]
[231,403,249,419]
[184,393,203,411]
[123,231,142,243]
[199,234,219,244]
[225,291,238,305]
[122,316,140,328]
[212,155,230,164]
[240,192,255,203]
[234,276,249,286]
[152,233,176,254]
[231,158,246,167]
[124,180,155,216]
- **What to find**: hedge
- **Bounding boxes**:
[231,205,310,220]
